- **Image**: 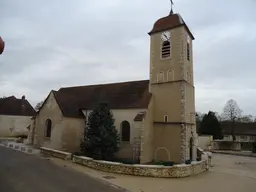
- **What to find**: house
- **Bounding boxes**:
[211,122,256,151]
[32,10,198,164]
[0,96,36,137]
[221,122,256,143]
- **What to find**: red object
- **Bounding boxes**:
[0,36,5,54]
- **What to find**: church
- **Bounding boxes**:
[31,8,198,164]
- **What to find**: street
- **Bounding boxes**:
[0,146,124,192]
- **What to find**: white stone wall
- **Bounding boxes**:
[198,135,212,150]
[0,115,32,137]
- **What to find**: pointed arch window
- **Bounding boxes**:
[45,119,52,138]
[157,71,164,83]
[121,121,130,142]
[161,41,171,59]
[167,70,174,81]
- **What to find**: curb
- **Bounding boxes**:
[0,143,40,155]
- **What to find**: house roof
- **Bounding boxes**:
[52,80,151,118]
[221,122,256,136]
[0,96,36,116]
[148,13,195,40]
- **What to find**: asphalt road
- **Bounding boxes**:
[0,146,124,192]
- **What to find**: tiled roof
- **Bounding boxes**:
[53,80,151,118]
[148,13,195,40]
[0,96,36,116]
[221,122,256,136]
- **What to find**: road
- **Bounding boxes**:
[0,146,124,192]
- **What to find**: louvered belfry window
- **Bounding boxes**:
[162,41,171,59]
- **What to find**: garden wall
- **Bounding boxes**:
[72,155,209,178]
[212,141,241,151]
[39,147,209,178]
[40,147,71,160]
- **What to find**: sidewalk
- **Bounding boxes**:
[211,150,256,157]
[0,141,40,154]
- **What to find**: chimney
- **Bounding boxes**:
[22,95,25,100]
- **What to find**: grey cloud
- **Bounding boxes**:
[1,0,256,115]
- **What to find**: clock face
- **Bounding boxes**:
[161,31,171,41]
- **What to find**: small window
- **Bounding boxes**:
[121,121,130,142]
[187,42,190,61]
[162,41,171,59]
[164,115,168,122]
[45,119,52,138]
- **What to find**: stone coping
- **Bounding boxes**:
[40,147,71,160]
[73,155,209,178]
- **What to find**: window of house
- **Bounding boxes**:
[164,115,168,122]
[45,119,52,138]
[161,41,171,59]
[121,121,130,142]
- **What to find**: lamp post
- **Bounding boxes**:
[0,36,5,54]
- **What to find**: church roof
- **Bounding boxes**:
[53,80,151,118]
[0,96,36,116]
[149,13,195,40]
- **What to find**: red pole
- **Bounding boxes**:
[0,36,5,54]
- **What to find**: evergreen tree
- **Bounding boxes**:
[80,101,120,160]
[199,111,223,139]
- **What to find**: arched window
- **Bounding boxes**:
[161,41,171,59]
[45,119,52,138]
[167,70,174,81]
[164,115,168,122]
[121,121,130,142]
[157,71,164,83]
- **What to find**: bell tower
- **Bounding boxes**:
[148,9,197,163]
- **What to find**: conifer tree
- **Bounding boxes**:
[80,102,120,160]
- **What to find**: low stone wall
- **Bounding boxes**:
[212,141,241,151]
[0,137,17,143]
[40,147,71,160]
[72,156,208,178]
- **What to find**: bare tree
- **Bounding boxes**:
[35,101,44,111]
[237,115,254,123]
[223,99,242,141]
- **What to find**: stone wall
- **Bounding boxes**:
[73,155,208,178]
[40,147,71,160]
[0,115,32,137]
[212,141,241,151]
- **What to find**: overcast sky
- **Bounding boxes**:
[1,0,256,115]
